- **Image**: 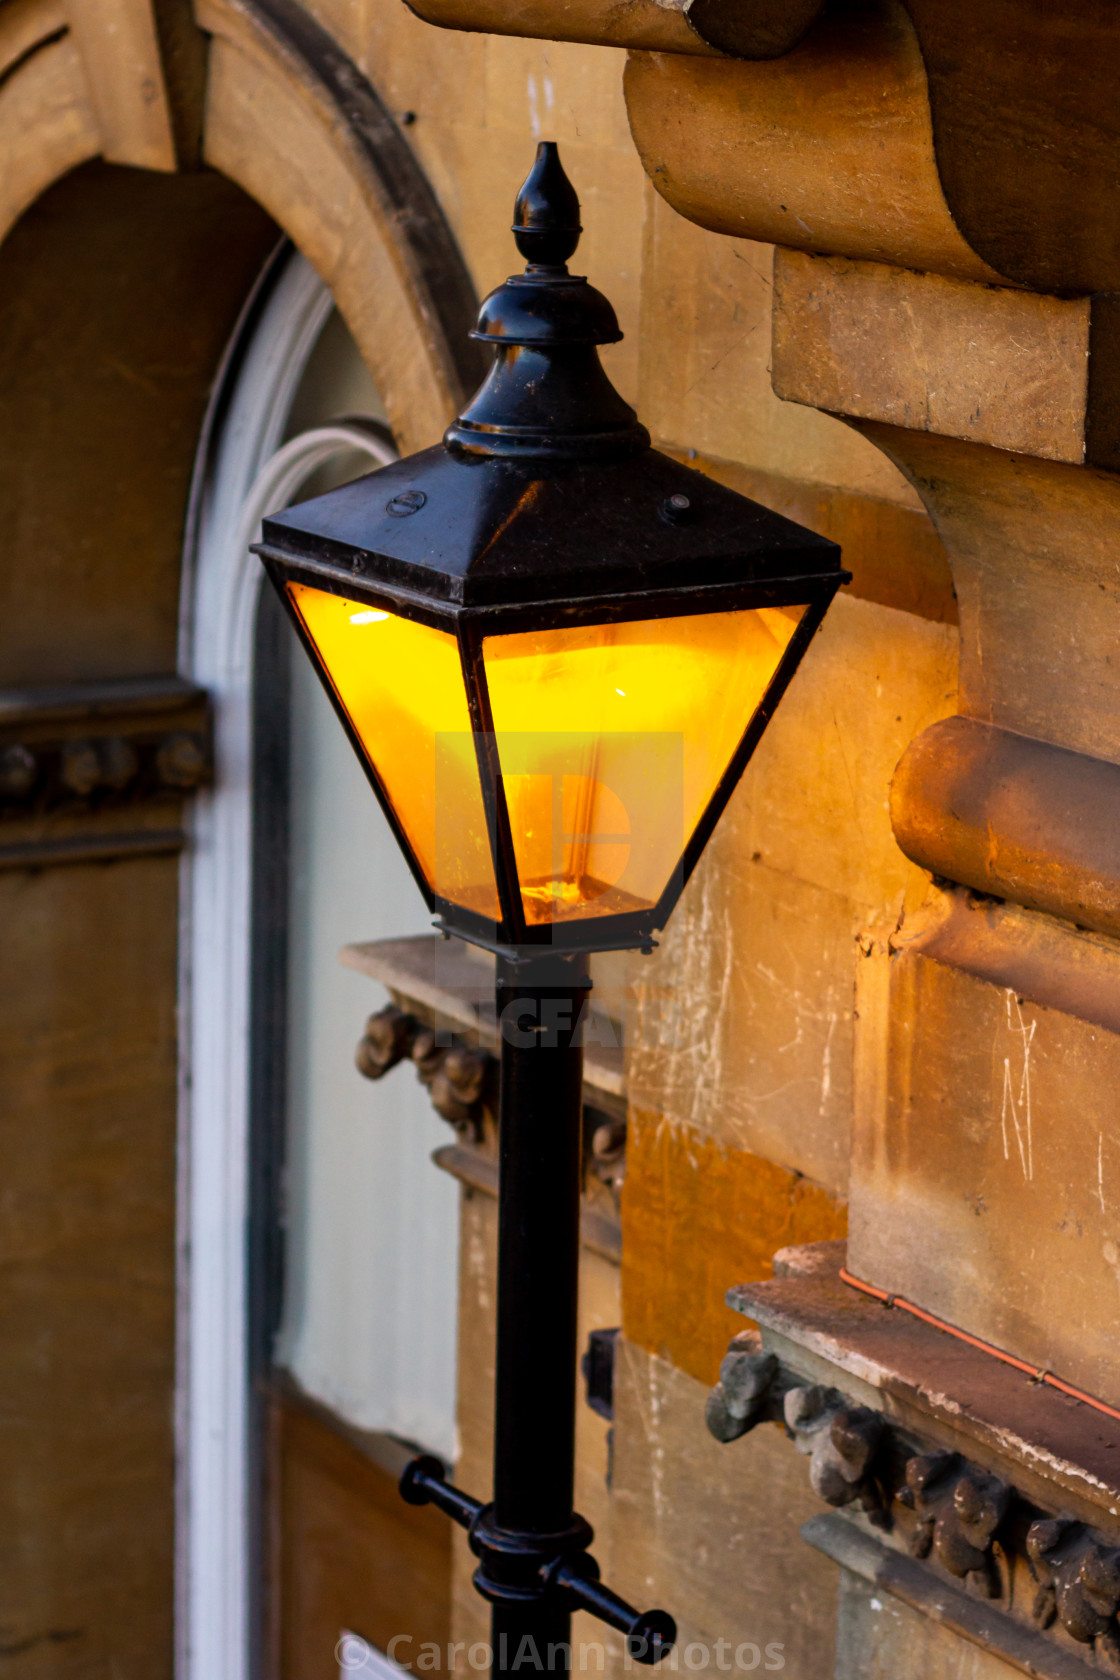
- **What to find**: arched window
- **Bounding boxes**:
[181,246,458,1679]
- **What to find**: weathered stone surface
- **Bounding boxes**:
[773,250,1091,463]
[628,855,857,1190]
[891,886,1120,1042]
[836,1571,1025,1680]
[736,592,957,919]
[627,592,956,1191]
[611,1340,838,1679]
[850,949,1120,1409]
[638,204,924,505]
[734,1248,1120,1537]
[622,1112,846,1385]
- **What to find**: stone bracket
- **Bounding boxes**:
[0,673,211,869]
[344,935,626,1263]
[804,1511,1108,1680]
[706,1335,1120,1669]
[355,1001,497,1140]
[708,1242,1120,1674]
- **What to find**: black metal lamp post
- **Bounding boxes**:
[255,143,847,1674]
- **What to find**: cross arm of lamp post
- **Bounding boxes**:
[400,1455,676,1665]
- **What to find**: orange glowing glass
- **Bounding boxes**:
[482,607,805,925]
[287,582,805,933]
[287,582,500,920]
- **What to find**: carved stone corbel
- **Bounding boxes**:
[1027,1519,1120,1669]
[355,1003,417,1079]
[704,1330,778,1443]
[412,1030,493,1135]
[355,1003,496,1141]
[586,1114,627,1204]
[726,1249,1120,1672]
[784,1385,886,1521]
[705,1342,888,1521]
[900,1450,1009,1598]
[0,674,213,869]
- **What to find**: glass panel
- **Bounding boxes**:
[240,288,460,1466]
[287,584,500,921]
[276,599,460,1458]
[482,606,806,925]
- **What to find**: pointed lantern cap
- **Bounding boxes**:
[254,145,848,954]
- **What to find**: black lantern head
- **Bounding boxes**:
[255,143,848,957]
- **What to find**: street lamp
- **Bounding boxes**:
[255,142,846,1673]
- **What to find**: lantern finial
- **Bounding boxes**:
[444,143,649,460]
[512,141,582,268]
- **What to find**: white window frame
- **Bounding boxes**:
[176,251,397,1680]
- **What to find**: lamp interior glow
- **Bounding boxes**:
[286,581,810,937]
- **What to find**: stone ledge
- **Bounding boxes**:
[804,1511,1102,1680]
[341,934,625,1103]
[342,935,623,1263]
[729,1242,1120,1532]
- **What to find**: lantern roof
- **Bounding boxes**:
[257,141,843,615]
[259,445,841,612]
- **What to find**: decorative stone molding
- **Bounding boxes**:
[704,1342,1120,1669]
[706,1341,887,1519]
[355,997,631,1186]
[807,1510,1110,1680]
[889,886,1120,1043]
[198,0,486,453]
[398,0,721,56]
[1029,1521,1120,1667]
[344,935,625,1262]
[353,1001,415,1079]
[625,8,1002,287]
[704,1331,779,1443]
[707,1243,1120,1676]
[891,717,1120,943]
[407,0,1120,297]
[901,1451,1009,1598]
[785,1386,886,1520]
[0,674,211,868]
[0,2,100,238]
[401,0,828,57]
[355,1001,496,1140]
